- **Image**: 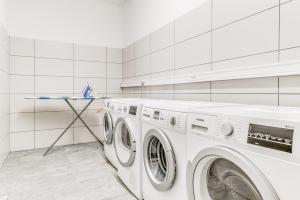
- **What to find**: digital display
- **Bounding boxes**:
[247,123,293,153]
[153,111,160,120]
[129,106,137,115]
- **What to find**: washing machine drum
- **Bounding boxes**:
[103,112,114,145]
[187,147,279,200]
[143,129,176,191]
[114,118,136,167]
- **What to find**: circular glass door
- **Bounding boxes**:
[187,147,279,200]
[143,129,176,191]
[114,118,136,167]
[103,112,113,145]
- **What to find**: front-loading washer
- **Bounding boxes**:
[141,100,236,200]
[113,98,151,199]
[186,105,300,200]
[103,98,131,169]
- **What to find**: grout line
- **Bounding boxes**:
[33,39,36,149]
[278,0,281,106]
[210,0,213,102]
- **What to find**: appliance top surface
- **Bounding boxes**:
[143,100,239,112]
[191,105,300,122]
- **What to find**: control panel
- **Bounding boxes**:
[142,107,186,132]
[213,115,294,154]
[247,123,293,153]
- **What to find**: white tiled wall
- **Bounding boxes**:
[0,23,9,167]
[10,37,122,151]
[123,0,300,107]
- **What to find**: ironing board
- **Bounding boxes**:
[25,96,109,156]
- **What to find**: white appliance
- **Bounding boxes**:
[103,98,126,169]
[113,98,146,199]
[141,100,234,200]
[186,105,300,200]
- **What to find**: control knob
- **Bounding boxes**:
[170,117,177,126]
[123,106,128,112]
[221,123,234,136]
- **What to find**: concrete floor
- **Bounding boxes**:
[0,143,136,200]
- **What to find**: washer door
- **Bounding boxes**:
[143,129,176,191]
[186,146,279,200]
[114,117,136,167]
[103,112,113,145]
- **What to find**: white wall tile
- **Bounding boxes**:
[151,47,174,73]
[279,75,300,93]
[10,75,34,94]
[74,61,106,78]
[175,33,211,68]
[35,111,73,130]
[0,71,9,93]
[10,56,34,75]
[10,132,34,151]
[74,126,103,144]
[74,44,106,62]
[10,113,34,132]
[35,76,73,94]
[280,47,300,61]
[212,52,278,70]
[212,8,278,61]
[74,77,106,94]
[135,55,150,76]
[174,64,211,76]
[212,0,278,28]
[35,58,73,76]
[123,61,135,78]
[10,94,34,113]
[280,0,300,49]
[150,85,174,94]
[151,23,174,52]
[0,24,8,52]
[35,40,73,59]
[35,129,73,148]
[0,94,9,116]
[123,44,135,62]
[212,77,278,93]
[150,93,174,100]
[175,1,211,43]
[107,63,122,79]
[0,135,9,165]
[0,48,9,72]
[134,36,150,58]
[107,48,122,63]
[211,93,278,105]
[73,97,104,110]
[174,93,210,101]
[107,79,122,94]
[74,110,100,127]
[10,37,34,56]
[0,115,9,140]
[279,94,300,107]
[174,82,210,93]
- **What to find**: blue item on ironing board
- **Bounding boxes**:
[82,83,93,98]
[39,96,50,99]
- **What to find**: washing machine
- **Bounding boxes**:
[103,98,128,169]
[141,100,236,200]
[186,105,300,200]
[113,98,150,199]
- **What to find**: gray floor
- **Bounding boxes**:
[0,143,136,200]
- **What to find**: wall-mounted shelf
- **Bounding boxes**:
[120,60,300,88]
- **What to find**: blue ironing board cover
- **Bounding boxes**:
[25,96,110,100]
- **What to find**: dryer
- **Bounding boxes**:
[186,105,300,200]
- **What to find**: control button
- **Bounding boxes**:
[221,123,234,136]
[170,117,176,126]
[123,107,128,112]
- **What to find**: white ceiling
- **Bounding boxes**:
[97,0,127,6]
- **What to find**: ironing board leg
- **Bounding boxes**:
[66,99,104,148]
[43,99,100,156]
